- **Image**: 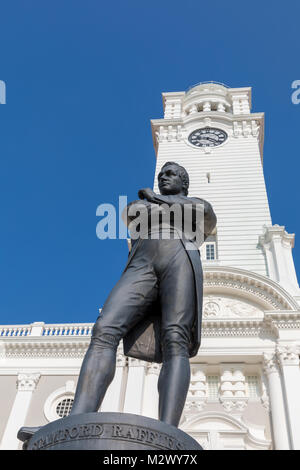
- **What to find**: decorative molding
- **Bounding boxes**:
[220,366,248,413]
[128,358,147,368]
[260,394,270,411]
[17,372,41,391]
[262,353,279,375]
[146,363,160,376]
[260,374,270,411]
[203,300,220,318]
[116,353,127,368]
[204,266,299,311]
[202,319,275,339]
[3,341,90,359]
[153,118,261,146]
[259,225,295,249]
[203,295,262,319]
[184,400,206,412]
[220,397,248,413]
[186,367,207,412]
[264,312,300,333]
[276,344,300,366]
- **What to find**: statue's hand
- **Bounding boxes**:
[138,188,156,202]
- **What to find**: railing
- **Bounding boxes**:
[43,324,93,337]
[0,322,94,338]
[186,81,230,94]
[0,325,32,337]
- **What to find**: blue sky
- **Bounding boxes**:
[0,1,299,325]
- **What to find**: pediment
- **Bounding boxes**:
[203,294,263,319]
[203,266,299,311]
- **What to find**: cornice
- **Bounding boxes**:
[151,112,264,126]
[201,317,275,339]
[259,225,295,249]
[1,340,90,359]
[150,113,264,157]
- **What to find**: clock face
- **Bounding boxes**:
[188,127,228,147]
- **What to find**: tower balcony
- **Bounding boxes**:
[162,82,252,119]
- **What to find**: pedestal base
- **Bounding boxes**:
[18,412,202,450]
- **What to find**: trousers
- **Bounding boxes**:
[71,238,196,426]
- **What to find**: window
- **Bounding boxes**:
[201,232,217,261]
[56,398,74,418]
[206,243,216,260]
[207,375,220,399]
[245,375,261,399]
[201,241,216,261]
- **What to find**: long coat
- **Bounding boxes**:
[122,195,217,364]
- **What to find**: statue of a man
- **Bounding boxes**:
[70,161,217,426]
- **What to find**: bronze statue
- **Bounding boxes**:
[69,161,217,427]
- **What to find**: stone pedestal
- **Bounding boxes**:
[18,412,202,451]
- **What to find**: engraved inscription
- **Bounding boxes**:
[29,422,186,450]
[31,423,103,449]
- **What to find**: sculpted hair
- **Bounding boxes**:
[161,162,189,196]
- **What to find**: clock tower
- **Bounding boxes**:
[149,82,300,450]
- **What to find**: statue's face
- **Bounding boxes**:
[158,165,184,195]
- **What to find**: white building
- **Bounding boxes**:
[1,82,300,450]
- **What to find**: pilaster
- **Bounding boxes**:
[100,351,127,413]
[276,344,300,449]
[262,353,290,449]
[0,372,41,450]
[259,225,299,295]
[142,363,160,419]
[123,358,147,415]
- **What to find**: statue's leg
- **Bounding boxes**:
[70,332,119,415]
[158,354,191,426]
[156,242,196,427]
[70,254,158,415]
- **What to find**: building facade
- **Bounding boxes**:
[1,82,300,450]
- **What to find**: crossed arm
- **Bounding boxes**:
[138,188,217,239]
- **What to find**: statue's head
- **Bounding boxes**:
[158,162,189,196]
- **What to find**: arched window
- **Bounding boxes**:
[44,381,75,422]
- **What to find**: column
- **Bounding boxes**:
[0,373,41,450]
[100,352,127,412]
[262,353,290,450]
[276,345,300,449]
[203,101,211,112]
[189,104,198,114]
[123,358,146,415]
[142,363,160,419]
